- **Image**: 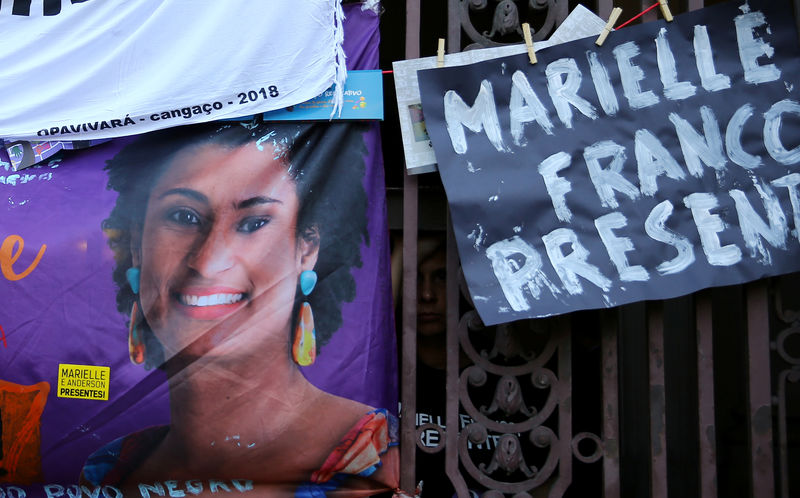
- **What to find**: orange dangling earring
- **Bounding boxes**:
[126,267,146,365]
[292,270,317,366]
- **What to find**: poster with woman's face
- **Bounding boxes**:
[0,119,398,497]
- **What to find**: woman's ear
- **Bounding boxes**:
[297,225,320,272]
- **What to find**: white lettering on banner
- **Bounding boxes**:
[693,25,732,92]
[764,99,800,164]
[484,169,800,312]
[545,58,598,128]
[485,93,800,308]
[730,180,788,264]
[486,236,560,311]
[136,480,252,498]
[614,41,661,110]
[772,174,800,243]
[725,104,763,169]
[735,8,781,84]
[669,106,727,177]
[509,70,555,146]
[583,140,640,209]
[441,13,780,155]
[595,212,649,282]
[42,485,121,498]
[542,228,612,296]
[423,1,800,320]
[444,80,506,155]
[683,193,743,266]
[644,201,696,276]
[0,487,26,498]
[587,51,620,116]
[537,152,574,222]
[634,128,686,196]
[656,28,698,101]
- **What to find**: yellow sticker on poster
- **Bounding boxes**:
[57,364,109,400]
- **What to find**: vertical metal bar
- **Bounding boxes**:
[696,291,718,498]
[777,370,791,498]
[445,214,470,498]
[444,2,464,493]
[447,0,461,54]
[549,316,573,498]
[649,302,668,498]
[405,0,421,61]
[687,0,704,11]
[597,0,614,23]
[746,281,775,498]
[399,2,421,492]
[400,173,419,492]
[642,0,659,23]
[792,0,800,45]
[601,311,621,498]
[795,0,800,43]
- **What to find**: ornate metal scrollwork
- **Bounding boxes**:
[481,434,537,477]
[459,0,568,48]
[484,1,522,38]
[449,304,572,496]
[443,256,609,496]
[482,375,536,417]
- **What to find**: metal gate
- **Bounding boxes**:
[394,1,800,496]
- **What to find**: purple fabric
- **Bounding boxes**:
[305,0,395,415]
[0,6,394,490]
[343,3,380,71]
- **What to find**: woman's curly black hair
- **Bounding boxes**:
[102,121,370,368]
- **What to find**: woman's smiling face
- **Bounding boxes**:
[134,142,318,358]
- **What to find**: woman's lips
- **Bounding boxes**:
[418,313,443,323]
[173,287,247,320]
[179,293,243,306]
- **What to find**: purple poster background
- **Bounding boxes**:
[0,4,395,489]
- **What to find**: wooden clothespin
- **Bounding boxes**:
[595,7,623,46]
[436,38,445,68]
[522,23,537,64]
[659,0,673,22]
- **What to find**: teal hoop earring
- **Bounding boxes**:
[126,267,140,294]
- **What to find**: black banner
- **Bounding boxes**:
[418,0,800,325]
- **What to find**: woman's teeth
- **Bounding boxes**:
[179,293,243,306]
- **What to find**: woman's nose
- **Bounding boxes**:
[187,227,235,276]
[419,279,435,302]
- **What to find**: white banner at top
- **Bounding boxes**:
[0,0,347,141]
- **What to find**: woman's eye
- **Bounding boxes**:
[168,208,201,226]
[238,217,270,233]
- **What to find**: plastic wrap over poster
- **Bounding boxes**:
[0,120,398,496]
[1,1,380,173]
[0,0,347,141]
[418,0,800,325]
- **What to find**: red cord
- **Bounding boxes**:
[380,2,663,72]
[617,2,660,30]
